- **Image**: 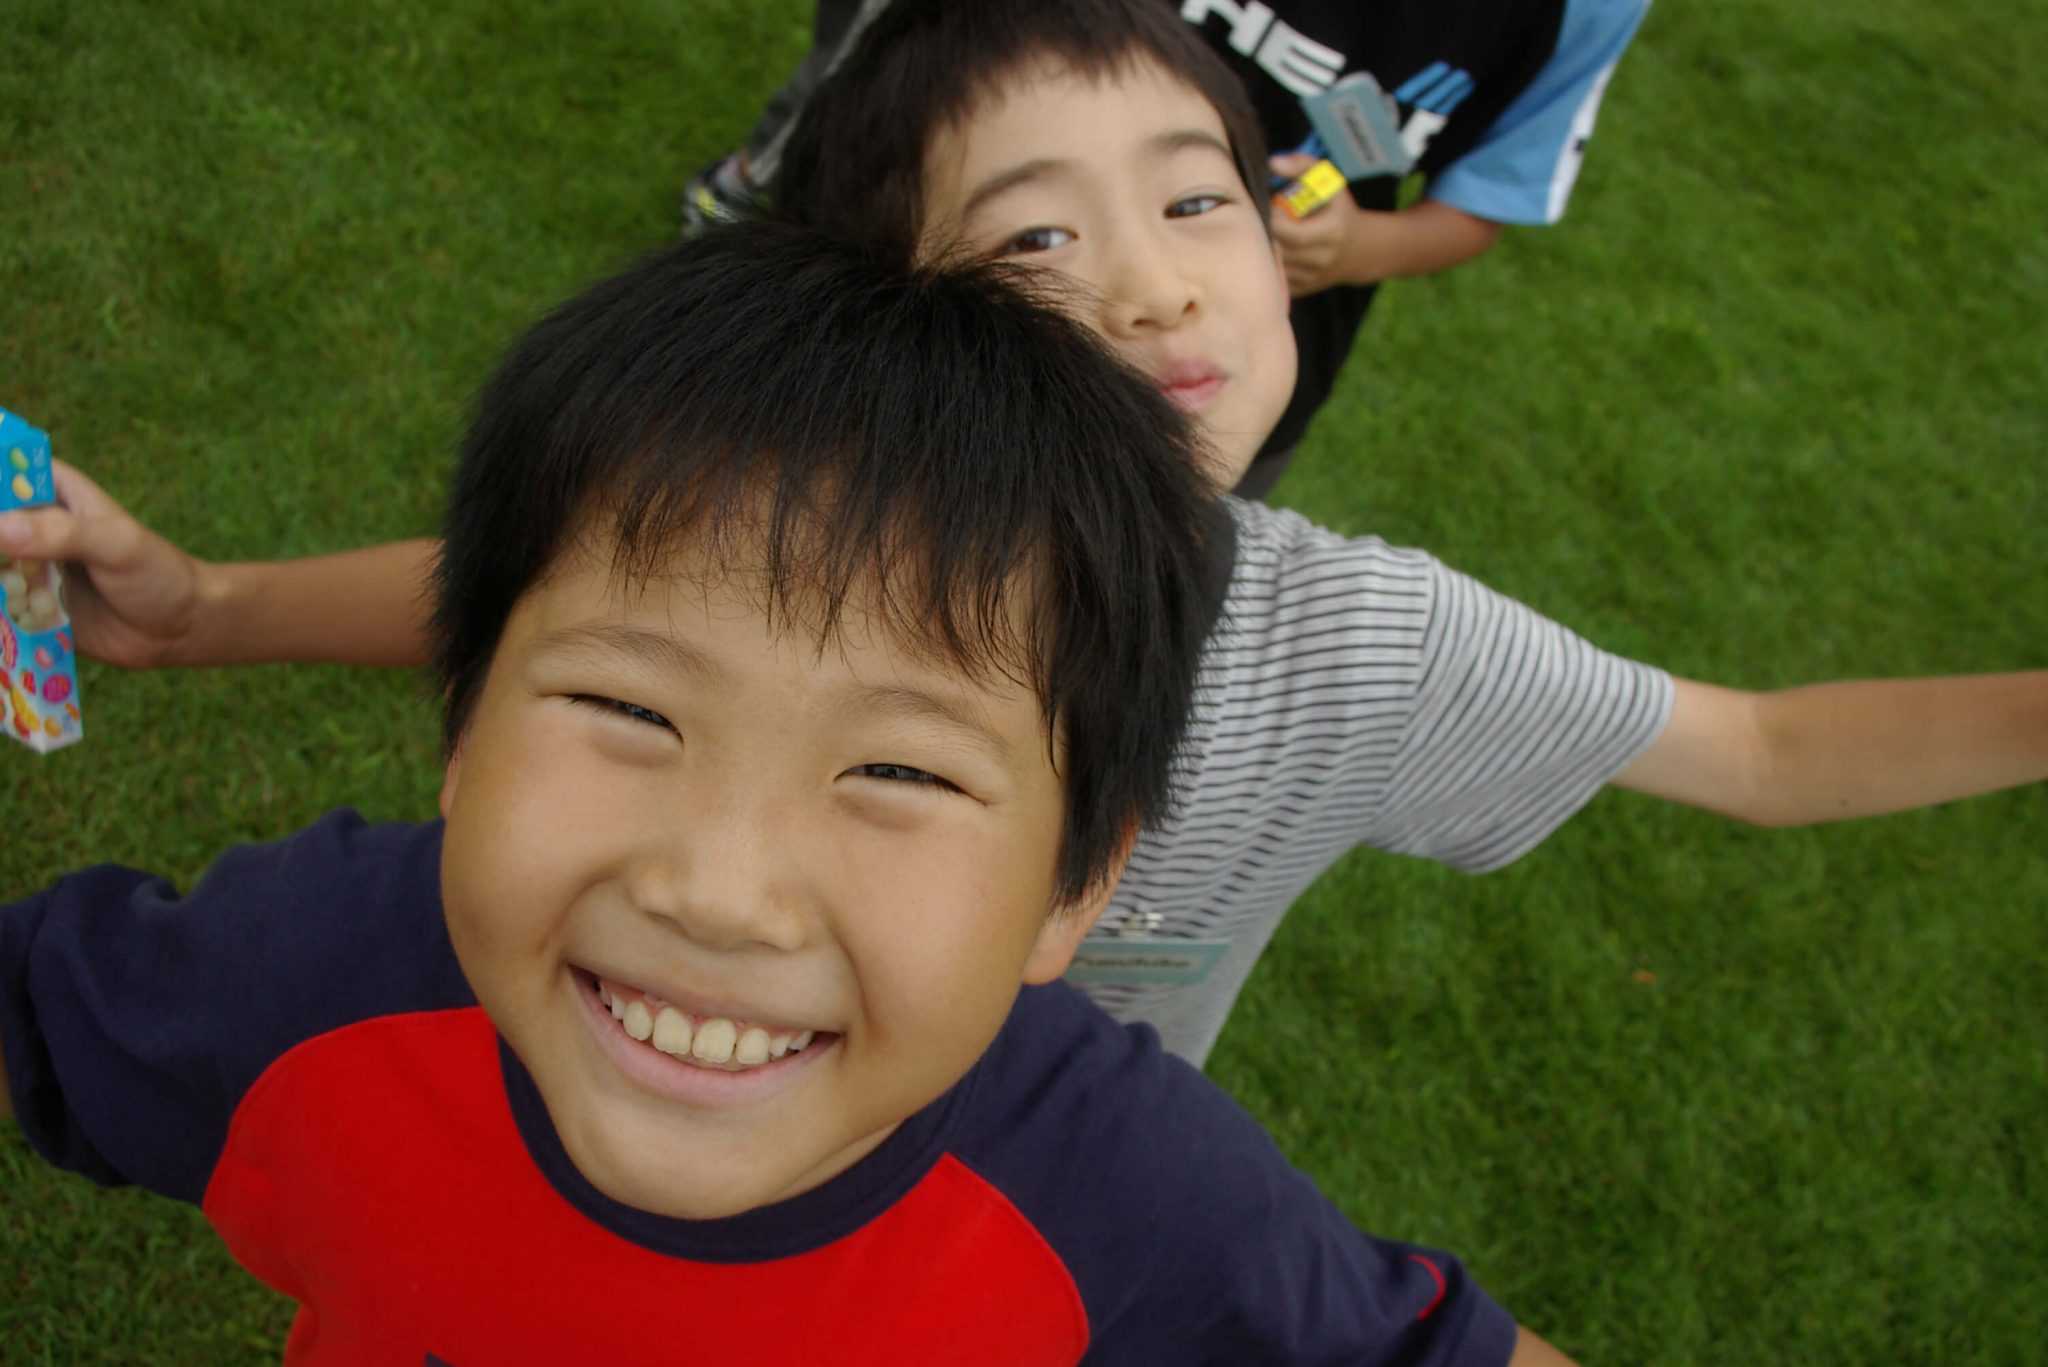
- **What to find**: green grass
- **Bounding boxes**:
[2,1,2044,1362]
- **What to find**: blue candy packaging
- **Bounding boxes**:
[0,409,83,753]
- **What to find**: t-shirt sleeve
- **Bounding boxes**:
[0,812,463,1203]
[1216,503,1671,876]
[964,986,1520,1365]
[1099,1103,1520,1366]
[1363,548,1672,872]
[1428,0,1651,225]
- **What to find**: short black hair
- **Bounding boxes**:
[772,0,1270,263]
[434,223,1224,906]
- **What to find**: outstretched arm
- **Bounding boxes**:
[1511,1327,1579,1366]
[1615,673,2048,826]
[0,461,436,669]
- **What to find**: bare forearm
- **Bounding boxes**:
[180,539,439,668]
[1749,672,2048,823]
[1620,673,2048,826]
[1345,198,1502,283]
[1509,1325,1579,1366]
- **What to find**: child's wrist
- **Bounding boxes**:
[175,558,249,667]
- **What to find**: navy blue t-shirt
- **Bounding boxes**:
[3,812,1517,1364]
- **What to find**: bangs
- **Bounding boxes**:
[434,224,1225,904]
[775,0,1271,258]
[590,440,1051,712]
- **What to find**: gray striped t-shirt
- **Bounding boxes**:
[1070,500,1674,1065]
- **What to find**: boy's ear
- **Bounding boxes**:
[1020,828,1136,985]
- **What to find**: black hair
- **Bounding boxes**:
[771,0,1270,263]
[434,223,1224,906]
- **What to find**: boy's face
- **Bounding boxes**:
[438,529,1110,1220]
[924,56,1296,488]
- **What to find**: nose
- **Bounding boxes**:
[626,787,810,955]
[1098,222,1197,339]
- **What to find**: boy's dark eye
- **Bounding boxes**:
[850,762,955,790]
[1001,225,1074,254]
[1166,193,1227,219]
[570,694,673,731]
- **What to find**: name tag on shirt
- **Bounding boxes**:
[1064,938,1231,988]
[1305,72,1413,179]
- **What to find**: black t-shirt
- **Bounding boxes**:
[1178,0,1593,456]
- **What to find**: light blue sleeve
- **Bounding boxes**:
[1427,0,1651,225]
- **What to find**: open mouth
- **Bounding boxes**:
[578,969,836,1074]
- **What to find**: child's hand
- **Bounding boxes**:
[1267,153,1374,296]
[0,461,205,669]
[1267,154,1505,295]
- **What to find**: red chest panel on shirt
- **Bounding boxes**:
[202,1009,1089,1366]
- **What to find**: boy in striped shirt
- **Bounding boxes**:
[9,0,2044,1070]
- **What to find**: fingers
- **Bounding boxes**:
[0,496,149,577]
[1267,152,1319,179]
[49,459,123,519]
[0,504,82,563]
[1268,211,1337,292]
[2,460,117,560]
[5,461,160,571]
[1267,210,1315,248]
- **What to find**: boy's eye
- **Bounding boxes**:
[1000,225,1074,254]
[849,762,956,791]
[569,694,674,731]
[1166,193,1227,219]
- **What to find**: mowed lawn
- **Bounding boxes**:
[2,1,2043,1362]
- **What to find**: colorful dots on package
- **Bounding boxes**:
[0,407,82,754]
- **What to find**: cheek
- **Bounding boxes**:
[440,731,619,959]
[830,825,1053,1032]
[1267,305,1299,391]
[1255,247,1294,339]
[440,816,545,976]
[1244,255,1299,400]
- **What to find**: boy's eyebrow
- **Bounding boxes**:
[845,683,1016,765]
[530,623,1018,764]
[530,623,723,682]
[957,128,1237,222]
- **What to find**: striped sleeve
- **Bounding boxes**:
[1354,535,1672,871]
[1083,504,1673,1062]
[1211,502,1673,876]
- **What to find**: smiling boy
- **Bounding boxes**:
[2,226,1577,1363]
[434,545,1084,1222]
[11,0,2045,1074]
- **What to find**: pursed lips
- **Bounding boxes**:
[1154,359,1227,412]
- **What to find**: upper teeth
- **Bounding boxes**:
[600,981,815,1070]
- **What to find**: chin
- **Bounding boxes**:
[1206,455,1258,491]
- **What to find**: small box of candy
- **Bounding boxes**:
[0,409,82,754]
